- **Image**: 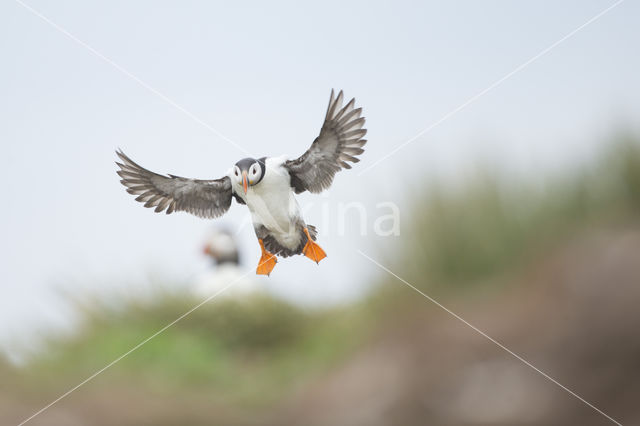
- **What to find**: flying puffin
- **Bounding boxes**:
[116,89,367,276]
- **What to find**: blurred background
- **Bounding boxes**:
[1,1,639,424]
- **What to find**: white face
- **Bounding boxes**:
[232,162,262,186]
[248,162,261,184]
[232,165,242,184]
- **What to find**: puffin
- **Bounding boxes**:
[116,89,367,275]
[194,228,261,298]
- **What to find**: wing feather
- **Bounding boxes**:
[115,150,233,219]
[284,89,367,193]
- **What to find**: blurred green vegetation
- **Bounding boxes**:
[396,135,640,292]
[17,292,373,406]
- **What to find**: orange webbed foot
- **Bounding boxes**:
[256,239,277,276]
[302,228,327,264]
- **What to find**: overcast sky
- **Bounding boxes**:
[1,0,639,355]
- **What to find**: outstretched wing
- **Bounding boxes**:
[116,150,233,219]
[284,89,367,193]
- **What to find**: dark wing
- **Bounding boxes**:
[284,89,367,193]
[116,150,233,219]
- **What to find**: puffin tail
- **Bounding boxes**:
[306,224,318,241]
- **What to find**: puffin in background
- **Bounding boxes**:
[194,228,261,298]
[202,227,240,266]
[116,89,367,275]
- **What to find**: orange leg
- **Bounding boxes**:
[256,239,277,276]
[302,228,327,264]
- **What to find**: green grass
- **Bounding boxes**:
[378,135,640,296]
[21,291,372,407]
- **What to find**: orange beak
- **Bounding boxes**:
[242,171,248,194]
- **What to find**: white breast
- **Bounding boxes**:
[235,157,303,249]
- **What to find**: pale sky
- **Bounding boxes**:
[1,0,639,356]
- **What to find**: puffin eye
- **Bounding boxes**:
[234,169,239,176]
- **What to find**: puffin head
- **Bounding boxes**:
[233,157,266,194]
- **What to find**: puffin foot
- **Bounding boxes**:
[302,228,327,264]
[256,239,277,276]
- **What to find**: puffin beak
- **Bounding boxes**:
[242,171,248,194]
